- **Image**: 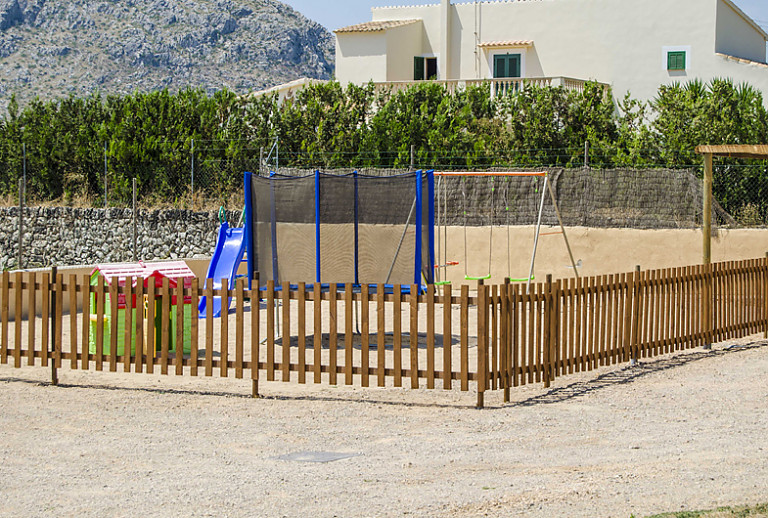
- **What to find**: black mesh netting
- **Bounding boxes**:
[251,172,432,285]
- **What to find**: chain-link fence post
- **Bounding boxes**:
[104,141,108,208]
[132,178,138,262]
[22,143,26,204]
[584,141,590,168]
[191,138,195,204]
[18,177,24,270]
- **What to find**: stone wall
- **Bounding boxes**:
[0,207,240,270]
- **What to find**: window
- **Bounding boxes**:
[667,51,686,71]
[493,53,521,78]
[414,56,438,80]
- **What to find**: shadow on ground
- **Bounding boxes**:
[1,340,764,409]
[511,340,767,408]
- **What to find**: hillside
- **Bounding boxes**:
[0,0,334,110]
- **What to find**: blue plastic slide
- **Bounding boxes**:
[198,221,246,318]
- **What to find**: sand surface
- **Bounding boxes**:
[1,335,767,518]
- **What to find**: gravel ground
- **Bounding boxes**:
[1,337,767,518]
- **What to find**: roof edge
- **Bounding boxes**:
[335,18,421,34]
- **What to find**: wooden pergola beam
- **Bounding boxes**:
[695,144,768,160]
[695,144,768,265]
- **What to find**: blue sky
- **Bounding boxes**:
[283,0,768,32]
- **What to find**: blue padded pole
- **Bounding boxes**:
[244,171,254,289]
[354,170,360,286]
[315,170,321,284]
[414,170,423,286]
[427,170,435,285]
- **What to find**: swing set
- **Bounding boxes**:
[433,171,580,288]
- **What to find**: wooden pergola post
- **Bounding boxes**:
[696,144,768,264]
[695,144,768,350]
[702,152,713,265]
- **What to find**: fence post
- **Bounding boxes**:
[252,271,260,398]
[764,253,768,339]
[17,177,23,270]
[704,262,714,350]
[503,277,511,403]
[410,144,415,171]
[584,141,589,168]
[543,274,552,388]
[476,279,486,409]
[50,266,58,386]
[630,265,641,366]
[553,278,561,381]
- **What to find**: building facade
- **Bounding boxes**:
[334,0,768,101]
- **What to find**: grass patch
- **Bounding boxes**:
[643,503,768,518]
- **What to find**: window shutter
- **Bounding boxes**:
[414,56,425,80]
[511,55,521,78]
[493,55,506,78]
[667,51,686,71]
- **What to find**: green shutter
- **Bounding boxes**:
[667,51,686,71]
[493,55,506,78]
[511,55,521,78]
[414,56,425,81]
[494,54,522,78]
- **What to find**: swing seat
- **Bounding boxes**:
[465,273,492,281]
[509,275,535,283]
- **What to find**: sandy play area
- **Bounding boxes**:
[1,332,766,517]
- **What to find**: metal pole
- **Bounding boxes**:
[18,178,24,270]
[410,144,415,171]
[584,141,589,168]
[104,142,108,208]
[22,143,26,204]
[436,175,442,284]
[259,147,264,176]
[545,179,579,278]
[132,178,138,262]
[386,196,417,285]
[703,153,713,265]
[191,139,195,201]
[526,176,549,291]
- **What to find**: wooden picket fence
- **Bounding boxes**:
[0,258,766,407]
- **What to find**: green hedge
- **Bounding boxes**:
[1,78,767,217]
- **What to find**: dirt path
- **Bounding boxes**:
[1,337,767,518]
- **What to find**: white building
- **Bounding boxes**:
[334,0,768,101]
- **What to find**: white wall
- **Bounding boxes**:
[335,32,388,84]
[716,0,767,64]
[386,23,424,81]
[451,0,720,101]
[338,0,768,103]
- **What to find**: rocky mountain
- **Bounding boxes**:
[0,0,334,111]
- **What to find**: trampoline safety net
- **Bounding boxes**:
[246,171,434,287]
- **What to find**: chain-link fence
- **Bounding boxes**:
[1,143,767,228]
